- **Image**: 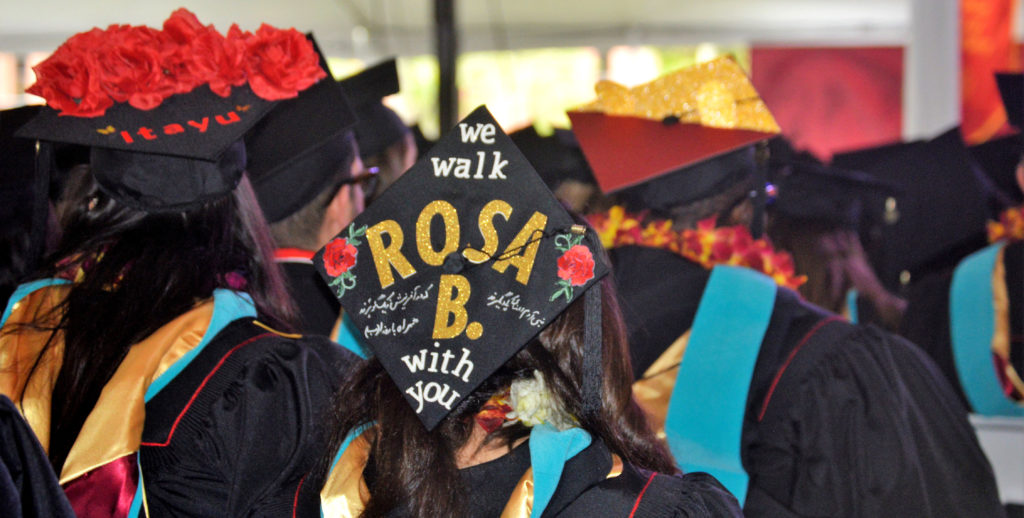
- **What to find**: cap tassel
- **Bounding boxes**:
[28,142,53,274]
[580,253,603,422]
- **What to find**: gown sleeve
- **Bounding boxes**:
[633,470,744,517]
[0,395,75,518]
[139,331,358,517]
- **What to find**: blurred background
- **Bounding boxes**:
[0,0,1019,159]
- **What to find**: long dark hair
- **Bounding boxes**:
[7,164,297,473]
[321,273,675,517]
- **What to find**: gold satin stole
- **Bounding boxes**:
[0,285,220,484]
[632,330,692,438]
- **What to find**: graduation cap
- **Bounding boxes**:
[0,106,40,215]
[770,159,901,229]
[767,134,823,168]
[568,56,780,197]
[832,128,989,288]
[509,125,595,191]
[338,59,410,160]
[14,9,327,213]
[969,133,1023,206]
[1,106,47,282]
[996,73,1023,130]
[313,106,609,430]
[245,37,358,223]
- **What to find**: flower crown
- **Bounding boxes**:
[28,9,326,118]
[587,206,806,290]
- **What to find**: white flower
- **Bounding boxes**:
[508,370,577,430]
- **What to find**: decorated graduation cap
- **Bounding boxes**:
[314,106,609,430]
[15,9,327,213]
[338,59,410,160]
[832,128,989,289]
[568,56,780,196]
[245,36,358,223]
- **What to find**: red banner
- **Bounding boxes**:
[750,47,903,160]
[962,0,1018,143]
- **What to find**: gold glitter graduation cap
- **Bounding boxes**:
[569,57,780,193]
[579,57,779,133]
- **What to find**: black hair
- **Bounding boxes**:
[319,271,675,517]
[5,164,296,473]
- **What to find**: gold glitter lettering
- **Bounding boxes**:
[492,211,548,285]
[463,199,513,264]
[434,274,470,339]
[366,220,416,289]
[416,200,460,266]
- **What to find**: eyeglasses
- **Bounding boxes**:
[342,166,380,203]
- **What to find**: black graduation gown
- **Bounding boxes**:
[0,395,74,518]
[902,240,1024,405]
[139,318,357,516]
[279,259,343,337]
[611,245,1004,517]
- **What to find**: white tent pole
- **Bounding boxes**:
[903,0,959,140]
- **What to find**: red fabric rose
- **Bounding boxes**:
[94,25,179,111]
[323,237,358,277]
[27,29,113,117]
[26,9,326,117]
[557,245,596,286]
[161,10,217,95]
[243,25,327,100]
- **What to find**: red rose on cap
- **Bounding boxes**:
[557,245,595,286]
[25,9,326,117]
[95,25,177,111]
[323,237,358,277]
[244,25,327,100]
[27,30,114,117]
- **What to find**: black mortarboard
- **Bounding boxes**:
[969,133,1024,207]
[14,10,327,213]
[996,73,1023,130]
[767,134,823,168]
[509,125,596,191]
[0,106,40,217]
[1,106,46,283]
[314,106,609,430]
[338,59,410,160]
[770,160,901,229]
[832,128,989,288]
[245,37,358,223]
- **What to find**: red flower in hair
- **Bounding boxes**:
[243,25,327,100]
[557,245,596,287]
